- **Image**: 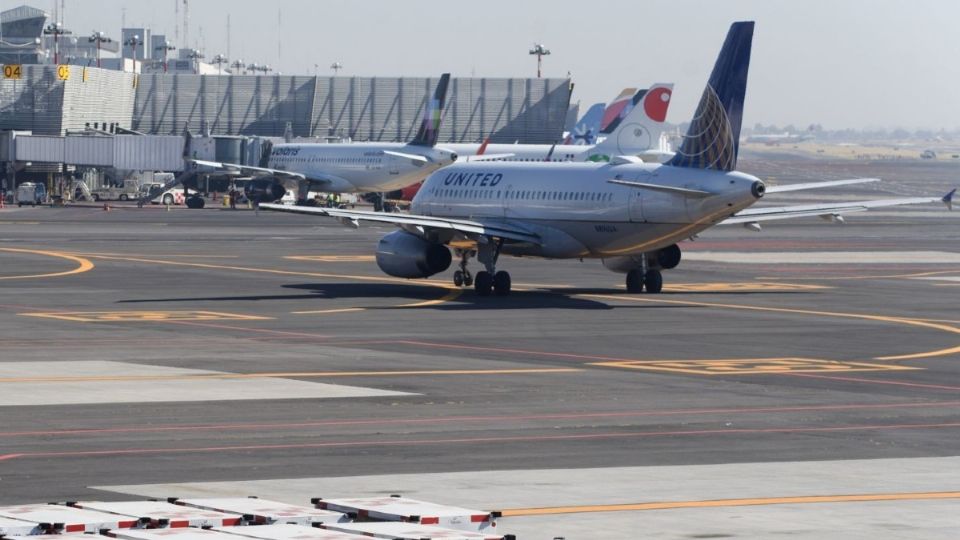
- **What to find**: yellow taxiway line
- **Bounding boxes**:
[581,294,960,362]
[0,248,94,280]
[502,491,960,516]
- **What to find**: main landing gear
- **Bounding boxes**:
[453,240,511,297]
[625,253,663,294]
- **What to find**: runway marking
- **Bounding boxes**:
[784,373,960,392]
[397,287,462,308]
[580,294,960,362]
[291,307,366,315]
[593,358,919,375]
[665,282,830,292]
[20,310,271,322]
[758,270,960,281]
[62,251,239,259]
[5,400,957,438]
[2,422,957,461]
[501,491,960,517]
[0,367,581,384]
[81,253,463,311]
[285,255,375,262]
[0,247,94,280]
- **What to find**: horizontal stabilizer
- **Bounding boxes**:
[382,150,429,165]
[607,179,713,198]
[722,195,949,225]
[764,178,880,194]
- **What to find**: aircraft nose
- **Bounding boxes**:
[751,181,765,198]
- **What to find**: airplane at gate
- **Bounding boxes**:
[261,21,954,297]
[444,83,676,164]
[190,74,462,203]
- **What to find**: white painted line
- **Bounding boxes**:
[683,251,960,264]
[0,361,411,406]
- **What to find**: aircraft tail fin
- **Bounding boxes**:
[599,88,638,134]
[563,102,605,145]
[590,83,674,159]
[410,73,451,147]
[667,21,754,172]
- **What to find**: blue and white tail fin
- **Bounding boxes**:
[563,102,605,145]
[667,21,754,172]
[588,83,674,160]
[410,73,451,147]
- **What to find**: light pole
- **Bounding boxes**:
[212,54,228,73]
[89,31,112,69]
[230,59,244,74]
[44,23,71,65]
[529,43,550,79]
[155,41,175,73]
[187,49,204,74]
[124,34,142,73]
[330,61,343,76]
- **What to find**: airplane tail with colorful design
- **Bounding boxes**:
[410,73,451,147]
[668,21,754,171]
[589,83,674,160]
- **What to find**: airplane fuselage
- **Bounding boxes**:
[410,161,763,258]
[267,142,457,192]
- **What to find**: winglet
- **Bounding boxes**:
[668,21,754,172]
[943,188,956,211]
[410,73,451,147]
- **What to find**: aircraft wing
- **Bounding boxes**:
[763,177,880,194]
[258,203,542,244]
[723,190,954,226]
[188,159,350,191]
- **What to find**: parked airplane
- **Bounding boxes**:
[190,74,462,203]
[745,132,814,145]
[444,83,675,164]
[261,21,954,297]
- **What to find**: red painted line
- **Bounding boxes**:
[0,453,23,460]
[392,339,634,363]
[3,401,958,438]
[159,319,333,339]
[3,422,959,461]
[787,373,960,391]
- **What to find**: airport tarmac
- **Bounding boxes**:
[1,158,959,539]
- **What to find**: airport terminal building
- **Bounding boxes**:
[0,4,572,194]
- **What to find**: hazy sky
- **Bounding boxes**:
[50,0,960,130]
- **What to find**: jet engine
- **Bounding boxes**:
[244,179,287,203]
[375,230,452,278]
[602,244,682,272]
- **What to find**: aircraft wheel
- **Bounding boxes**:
[474,271,493,296]
[453,270,464,287]
[644,269,663,294]
[626,269,644,293]
[463,271,474,287]
[493,271,511,296]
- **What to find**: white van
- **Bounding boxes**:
[16,182,47,207]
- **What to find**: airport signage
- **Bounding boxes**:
[3,64,22,80]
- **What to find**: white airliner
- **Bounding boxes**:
[444,83,675,164]
[190,74,462,203]
[261,21,954,297]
